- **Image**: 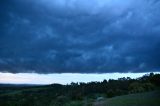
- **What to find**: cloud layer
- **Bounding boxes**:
[0,72,152,84]
[0,0,160,73]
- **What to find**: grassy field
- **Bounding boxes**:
[0,86,160,106]
[101,90,160,106]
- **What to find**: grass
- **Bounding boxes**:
[1,87,160,106]
[105,90,160,106]
[65,101,84,106]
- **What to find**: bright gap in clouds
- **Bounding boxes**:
[0,72,159,85]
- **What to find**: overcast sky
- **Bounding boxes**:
[1,72,158,84]
[0,0,160,74]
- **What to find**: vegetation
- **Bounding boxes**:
[105,90,160,106]
[0,73,160,106]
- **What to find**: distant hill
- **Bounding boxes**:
[0,84,42,87]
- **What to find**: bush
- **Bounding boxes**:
[129,82,155,93]
[107,89,115,98]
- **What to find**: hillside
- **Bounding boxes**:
[0,87,160,106]
[0,73,160,106]
[94,90,160,106]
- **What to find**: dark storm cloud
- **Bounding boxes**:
[0,0,160,73]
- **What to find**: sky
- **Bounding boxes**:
[0,0,160,84]
[1,72,160,85]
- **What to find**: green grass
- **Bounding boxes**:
[1,87,160,106]
[65,101,84,106]
[105,90,160,106]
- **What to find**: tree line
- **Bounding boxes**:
[47,73,160,99]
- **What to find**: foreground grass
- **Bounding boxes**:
[1,87,160,106]
[105,90,160,106]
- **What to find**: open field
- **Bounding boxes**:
[99,90,160,106]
